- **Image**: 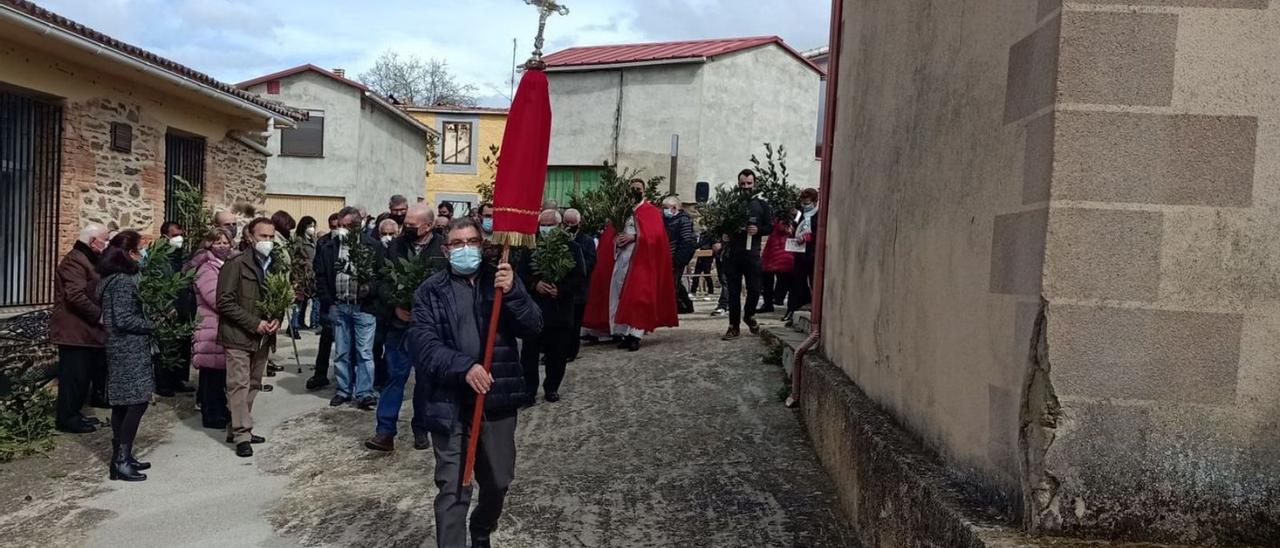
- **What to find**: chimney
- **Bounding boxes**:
[332,68,346,78]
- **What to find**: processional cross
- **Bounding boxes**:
[523,0,570,69]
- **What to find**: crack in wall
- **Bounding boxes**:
[1019,297,1063,533]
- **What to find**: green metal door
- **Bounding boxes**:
[545,166,605,205]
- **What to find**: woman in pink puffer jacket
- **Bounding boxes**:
[190,230,233,429]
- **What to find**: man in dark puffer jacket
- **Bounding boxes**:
[407,217,542,548]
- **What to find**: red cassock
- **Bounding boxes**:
[584,201,680,333]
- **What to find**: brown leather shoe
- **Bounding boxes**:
[722,327,741,341]
[365,433,394,452]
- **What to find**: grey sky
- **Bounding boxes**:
[36,0,830,106]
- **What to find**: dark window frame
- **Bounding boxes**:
[0,86,63,308]
[441,121,473,165]
[280,114,325,158]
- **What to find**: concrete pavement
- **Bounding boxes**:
[19,302,856,547]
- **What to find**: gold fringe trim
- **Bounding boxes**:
[494,206,542,216]
[490,230,537,248]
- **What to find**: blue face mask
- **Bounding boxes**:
[663,209,676,218]
[539,226,555,236]
[449,245,482,275]
[802,203,816,213]
[481,218,494,233]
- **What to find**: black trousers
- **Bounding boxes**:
[723,250,763,328]
[522,326,573,397]
[314,320,334,380]
[432,414,517,548]
[715,256,731,310]
[373,321,388,388]
[197,368,230,427]
[110,403,147,446]
[673,263,694,313]
[56,345,102,427]
[690,257,715,294]
[789,257,814,313]
[761,271,792,310]
[568,302,587,361]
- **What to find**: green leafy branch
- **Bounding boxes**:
[532,228,575,283]
[257,271,295,323]
[388,255,444,309]
[138,239,197,371]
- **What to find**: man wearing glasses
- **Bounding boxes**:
[408,217,542,548]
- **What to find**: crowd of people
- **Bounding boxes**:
[46,172,819,547]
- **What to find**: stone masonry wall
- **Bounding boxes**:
[56,100,269,254]
[205,135,268,214]
[1033,1,1280,543]
[58,98,166,250]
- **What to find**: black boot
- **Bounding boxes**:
[125,445,151,471]
[110,442,147,481]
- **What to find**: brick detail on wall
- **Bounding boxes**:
[1054,111,1258,207]
[1073,0,1267,8]
[1004,14,1061,123]
[1048,304,1243,404]
[1059,11,1178,107]
[58,98,165,252]
[1044,207,1162,301]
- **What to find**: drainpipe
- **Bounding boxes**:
[786,0,842,408]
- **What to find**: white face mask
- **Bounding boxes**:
[306,226,316,237]
[380,235,394,243]
[254,240,274,257]
[168,235,184,248]
[333,227,350,239]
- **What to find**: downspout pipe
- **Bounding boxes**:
[0,5,296,129]
[786,0,842,408]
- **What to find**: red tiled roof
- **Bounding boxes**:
[542,36,824,75]
[236,64,369,93]
[0,0,305,121]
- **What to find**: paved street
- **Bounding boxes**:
[3,304,856,547]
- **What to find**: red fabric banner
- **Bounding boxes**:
[490,69,551,248]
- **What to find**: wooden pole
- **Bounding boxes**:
[462,244,511,487]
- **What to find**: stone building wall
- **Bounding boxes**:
[58,98,166,247]
[56,99,270,253]
[205,135,268,213]
[821,0,1279,543]
[1033,1,1280,543]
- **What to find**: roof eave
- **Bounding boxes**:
[364,92,439,137]
[0,2,301,125]
[544,57,708,73]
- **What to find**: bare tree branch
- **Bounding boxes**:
[358,51,479,107]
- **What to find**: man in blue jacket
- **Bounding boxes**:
[408,217,542,548]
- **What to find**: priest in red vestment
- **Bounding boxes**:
[583,179,679,351]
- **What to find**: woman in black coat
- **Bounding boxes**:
[96,231,154,482]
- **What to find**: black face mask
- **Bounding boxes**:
[565,225,580,234]
[390,214,406,226]
[630,188,644,201]
[401,228,421,243]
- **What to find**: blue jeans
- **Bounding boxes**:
[330,303,376,399]
[309,297,320,327]
[375,329,429,436]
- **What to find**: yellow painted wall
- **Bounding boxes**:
[408,111,507,208]
[0,34,259,140]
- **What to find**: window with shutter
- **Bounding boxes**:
[281,115,324,157]
[442,121,472,165]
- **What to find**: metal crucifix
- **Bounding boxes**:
[523,0,570,69]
